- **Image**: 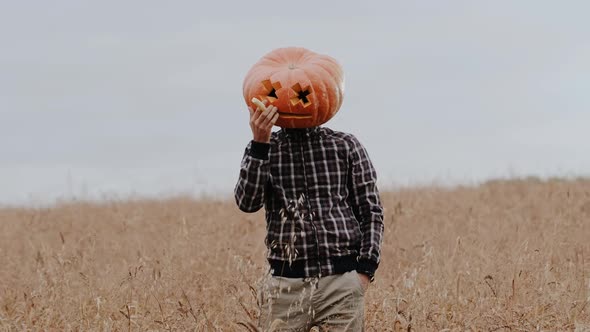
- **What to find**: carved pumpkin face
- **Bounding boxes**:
[243,47,345,128]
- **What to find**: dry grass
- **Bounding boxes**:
[1,178,590,331]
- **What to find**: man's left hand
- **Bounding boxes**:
[357,273,370,292]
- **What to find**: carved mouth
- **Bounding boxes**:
[278,112,312,119]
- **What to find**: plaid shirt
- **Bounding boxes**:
[234,127,384,278]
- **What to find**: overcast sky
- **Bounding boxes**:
[1,1,589,205]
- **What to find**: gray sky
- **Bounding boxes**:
[1,1,589,205]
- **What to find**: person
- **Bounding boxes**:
[234,100,384,331]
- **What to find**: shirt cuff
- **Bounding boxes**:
[249,141,271,160]
[356,257,378,281]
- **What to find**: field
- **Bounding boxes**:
[1,178,590,331]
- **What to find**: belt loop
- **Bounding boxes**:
[305,277,320,290]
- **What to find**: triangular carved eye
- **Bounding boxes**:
[290,83,312,107]
[260,80,282,102]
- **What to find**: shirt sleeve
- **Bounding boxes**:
[234,140,271,213]
[348,136,384,276]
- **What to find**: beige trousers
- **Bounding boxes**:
[259,270,365,332]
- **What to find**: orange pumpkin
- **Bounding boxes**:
[243,47,345,128]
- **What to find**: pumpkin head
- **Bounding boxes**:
[243,47,345,128]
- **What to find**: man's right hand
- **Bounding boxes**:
[249,99,279,143]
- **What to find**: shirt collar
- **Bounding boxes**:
[278,127,324,141]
